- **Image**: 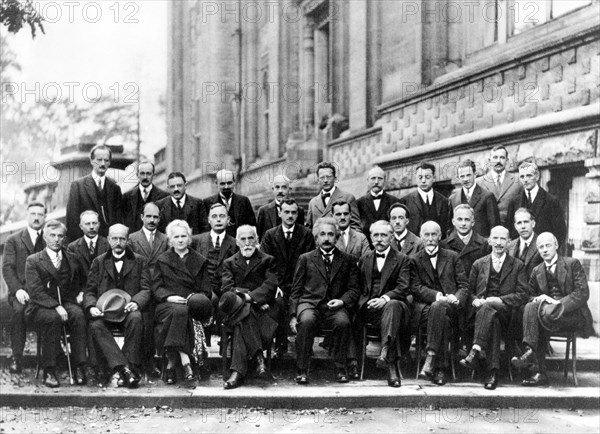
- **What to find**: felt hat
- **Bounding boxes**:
[537,300,565,332]
[218,291,250,326]
[96,289,131,323]
[186,293,214,322]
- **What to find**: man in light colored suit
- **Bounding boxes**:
[333,200,370,261]
[306,162,361,231]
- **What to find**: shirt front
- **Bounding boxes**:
[463,184,476,201]
[210,230,224,248]
[418,189,434,205]
[527,184,540,204]
[27,227,41,247]
[142,227,155,244]
[458,231,472,246]
[91,172,106,190]
[139,184,153,197]
[113,251,126,272]
[171,194,187,208]
[491,252,507,272]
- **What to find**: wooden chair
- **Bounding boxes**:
[548,331,578,386]
[414,325,457,380]
[359,323,403,381]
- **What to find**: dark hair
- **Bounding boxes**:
[209,202,227,212]
[27,201,46,212]
[90,144,112,160]
[316,162,336,178]
[514,207,536,221]
[281,198,298,208]
[167,171,187,184]
[331,200,350,213]
[457,159,476,173]
[491,145,508,156]
[388,202,410,219]
[137,161,156,173]
[415,162,435,175]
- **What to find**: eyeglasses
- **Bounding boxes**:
[318,176,334,181]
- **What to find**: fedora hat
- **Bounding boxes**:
[97,289,131,323]
[218,291,250,326]
[537,300,565,332]
[186,293,213,322]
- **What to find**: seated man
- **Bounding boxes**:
[25,220,87,387]
[84,224,151,388]
[289,217,360,384]
[459,226,527,390]
[220,225,278,389]
[512,232,594,386]
[411,221,468,386]
[357,220,411,387]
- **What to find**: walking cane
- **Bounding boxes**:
[56,285,74,385]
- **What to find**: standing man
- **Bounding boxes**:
[332,200,370,261]
[448,160,500,237]
[122,161,169,232]
[261,199,315,358]
[412,221,469,386]
[257,175,305,240]
[400,162,450,238]
[25,221,87,387]
[127,202,169,378]
[477,146,522,227]
[290,217,361,384]
[388,203,424,256]
[66,144,122,241]
[204,169,256,238]
[306,162,361,231]
[84,224,151,388]
[2,201,46,373]
[356,166,400,242]
[156,172,208,235]
[506,161,567,246]
[512,233,593,386]
[357,221,411,387]
[459,226,527,390]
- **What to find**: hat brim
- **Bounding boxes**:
[538,301,565,332]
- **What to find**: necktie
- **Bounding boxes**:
[342,231,348,248]
[546,264,555,275]
[427,251,437,259]
[285,231,292,241]
[323,254,332,273]
[396,237,403,252]
[214,235,220,249]
[322,192,331,206]
[148,231,154,247]
[495,177,502,194]
[51,252,62,269]
[493,259,502,273]
[113,257,123,263]
[89,240,95,257]
[176,199,182,210]
[97,178,102,190]
[527,190,532,207]
[519,242,528,260]
[34,231,40,247]
[465,190,471,202]
[142,188,149,201]
[375,253,386,259]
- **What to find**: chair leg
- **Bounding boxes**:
[360,327,367,381]
[35,329,42,379]
[221,328,229,380]
[266,346,272,372]
[450,342,456,381]
[415,329,422,380]
[572,335,578,387]
[564,337,571,379]
[396,335,404,380]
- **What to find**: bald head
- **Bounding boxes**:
[108,224,129,255]
[272,174,291,201]
[216,169,235,198]
[109,224,129,238]
[489,225,510,257]
[536,232,559,263]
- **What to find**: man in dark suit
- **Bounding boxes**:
[388,203,424,256]
[412,221,469,386]
[508,208,543,279]
[261,199,315,358]
[221,225,278,389]
[399,162,450,238]
[2,201,46,373]
[127,202,169,378]
[25,220,87,387]
[290,217,361,384]
[257,175,305,240]
[121,161,169,232]
[356,166,400,243]
[66,144,123,241]
[156,171,209,235]
[459,226,527,390]
[357,221,411,387]
[306,162,361,231]
[204,169,256,238]
[512,232,594,386]
[84,224,151,388]
[333,200,370,261]
[477,146,522,227]
[506,161,567,247]
[448,160,500,237]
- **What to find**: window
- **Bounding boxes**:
[511,0,592,36]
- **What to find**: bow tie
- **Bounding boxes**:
[375,253,386,259]
[427,252,438,258]
[372,194,382,200]
[322,192,331,199]
[113,257,124,263]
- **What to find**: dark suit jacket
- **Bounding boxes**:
[204,192,256,238]
[358,248,411,309]
[390,230,424,256]
[399,190,450,238]
[2,228,45,298]
[67,235,110,293]
[257,200,305,240]
[440,230,491,277]
[121,184,169,231]
[290,249,361,318]
[410,248,469,307]
[477,171,522,226]
[356,191,400,240]
[506,187,567,245]
[191,231,238,296]
[448,184,500,237]
[127,229,169,277]
[335,228,371,262]
[156,194,209,235]
[152,248,212,302]
[306,187,361,231]
[260,224,315,292]
[469,254,528,308]
[528,256,594,337]
[508,235,543,280]
[66,174,123,241]
[221,250,277,306]
[83,249,151,313]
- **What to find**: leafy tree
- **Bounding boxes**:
[0,0,45,38]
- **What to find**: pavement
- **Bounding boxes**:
[1,335,598,410]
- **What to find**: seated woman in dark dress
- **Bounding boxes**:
[152,220,214,384]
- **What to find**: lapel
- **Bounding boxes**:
[413,191,425,218]
[498,255,512,285]
[322,187,342,216]
[556,256,568,291]
[136,231,152,257]
[84,175,100,208]
[165,249,195,281]
[403,231,418,253]
[20,229,35,255]
[120,255,135,279]
[481,256,492,289]
[461,234,482,257]
[219,235,235,263]
[365,195,377,218]
[131,185,141,214]
[236,251,260,279]
[364,252,374,294]
[182,196,194,218]
[469,185,483,207]
[268,201,279,228]
[419,251,436,283]
[525,235,538,265]
[329,250,343,281]
[274,226,289,258]
[536,263,548,295]
[103,254,116,281]
[436,249,448,277]
[434,191,444,217]
[311,250,329,281]
[346,229,357,253]
[40,249,59,280]
[530,188,546,215]
[77,237,93,266]
[499,173,513,199]
[379,249,395,292]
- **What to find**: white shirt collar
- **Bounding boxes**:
[27,227,41,245]
[527,184,540,202]
[463,184,476,198]
[520,233,535,245]
[394,229,408,241]
[210,230,224,243]
[426,246,439,256]
[282,224,295,233]
[171,194,187,207]
[139,184,153,195]
[545,255,558,268]
[85,234,99,246]
[371,190,384,199]
[142,227,155,239]
[46,248,61,259]
[417,188,433,202]
[458,231,472,244]
[492,170,505,184]
[321,185,336,196]
[376,246,391,257]
[91,172,106,186]
[492,252,507,267]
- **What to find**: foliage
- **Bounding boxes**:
[0,0,45,38]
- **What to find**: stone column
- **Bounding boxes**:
[302,15,315,139]
[584,157,600,334]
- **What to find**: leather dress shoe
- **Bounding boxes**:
[511,348,536,370]
[43,369,60,388]
[522,372,549,387]
[256,353,268,378]
[335,367,349,383]
[347,363,360,380]
[165,367,177,385]
[9,356,22,374]
[146,362,162,379]
[419,354,434,379]
[387,363,401,388]
[376,345,389,369]
[95,367,112,387]
[182,364,195,381]
[484,370,498,390]
[459,348,480,371]
[433,369,446,386]
[224,370,243,390]
[296,370,309,384]
[74,366,87,385]
[118,366,140,388]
